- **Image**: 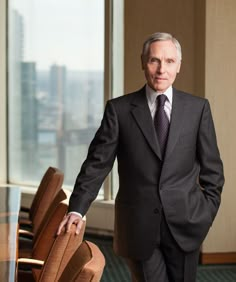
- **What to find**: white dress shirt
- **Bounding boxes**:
[145,84,173,121]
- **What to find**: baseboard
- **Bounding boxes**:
[200,252,236,264]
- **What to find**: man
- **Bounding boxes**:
[57,32,224,282]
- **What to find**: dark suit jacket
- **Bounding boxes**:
[69,86,224,260]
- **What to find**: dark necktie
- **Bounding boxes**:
[154,94,169,158]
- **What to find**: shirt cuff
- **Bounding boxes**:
[68,211,83,218]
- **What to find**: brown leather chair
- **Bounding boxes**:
[19,166,64,235]
[19,188,69,258]
[18,225,105,282]
[18,199,87,281]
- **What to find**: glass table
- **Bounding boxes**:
[0,186,21,282]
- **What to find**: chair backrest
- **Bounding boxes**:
[59,240,106,282]
[32,200,86,281]
[32,188,69,245]
[30,167,64,234]
[38,226,104,282]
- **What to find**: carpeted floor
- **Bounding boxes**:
[85,234,236,282]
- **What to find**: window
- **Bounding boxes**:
[8,0,105,194]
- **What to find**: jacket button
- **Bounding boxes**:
[154,208,159,214]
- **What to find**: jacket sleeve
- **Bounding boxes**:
[197,99,224,219]
[68,100,119,215]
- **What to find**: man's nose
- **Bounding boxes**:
[157,62,165,73]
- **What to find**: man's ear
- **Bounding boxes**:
[177,61,181,73]
[141,54,145,70]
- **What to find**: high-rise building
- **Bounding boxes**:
[8,9,24,180]
[21,62,38,176]
[49,64,67,171]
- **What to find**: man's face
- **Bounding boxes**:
[142,40,181,93]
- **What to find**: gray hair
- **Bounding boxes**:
[141,32,182,62]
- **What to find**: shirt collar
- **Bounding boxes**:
[146,84,173,105]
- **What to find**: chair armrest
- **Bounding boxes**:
[20,206,30,213]
[18,258,44,270]
[19,229,34,240]
[19,218,32,227]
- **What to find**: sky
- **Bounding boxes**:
[11,0,104,71]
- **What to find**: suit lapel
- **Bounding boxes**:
[130,87,162,160]
[165,89,186,160]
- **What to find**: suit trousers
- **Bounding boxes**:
[125,212,200,282]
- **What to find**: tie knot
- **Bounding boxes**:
[157,94,167,107]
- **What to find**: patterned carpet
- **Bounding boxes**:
[85,234,236,282]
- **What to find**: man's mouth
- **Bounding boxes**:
[155,77,166,81]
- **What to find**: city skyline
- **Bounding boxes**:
[8,2,105,192]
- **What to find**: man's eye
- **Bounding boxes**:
[149,58,159,64]
[166,59,175,64]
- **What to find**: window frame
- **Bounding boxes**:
[0,0,7,183]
